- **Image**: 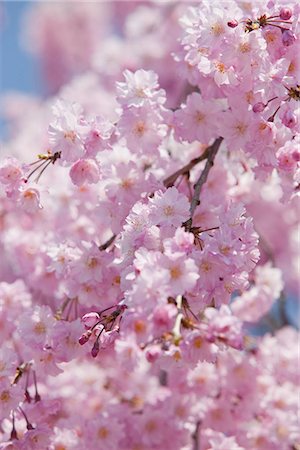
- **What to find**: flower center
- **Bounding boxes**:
[98,427,109,439]
[134,121,146,136]
[170,266,182,280]
[0,390,10,402]
[64,130,76,142]
[193,337,203,348]
[163,205,174,216]
[34,321,46,334]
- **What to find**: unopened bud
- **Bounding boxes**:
[81,312,100,329]
[279,8,292,20]
[91,341,100,358]
[227,19,239,28]
[282,29,296,47]
[253,102,266,113]
[79,330,92,345]
[24,389,32,403]
[145,346,161,363]
[292,150,300,162]
[282,109,297,128]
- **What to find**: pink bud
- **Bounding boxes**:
[279,8,292,20]
[227,19,238,28]
[145,345,161,363]
[69,158,100,186]
[79,330,92,345]
[282,109,297,128]
[91,341,100,358]
[292,150,300,162]
[81,312,100,329]
[282,29,296,47]
[252,102,266,113]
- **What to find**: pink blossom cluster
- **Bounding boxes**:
[0,1,299,449]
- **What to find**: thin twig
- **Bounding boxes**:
[278,292,290,327]
[184,137,223,231]
[163,147,211,188]
[192,420,201,450]
[98,234,116,251]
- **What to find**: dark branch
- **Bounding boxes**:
[192,420,201,450]
[184,137,223,231]
[163,147,211,189]
[98,234,116,251]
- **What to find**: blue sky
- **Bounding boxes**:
[0,2,41,137]
[0,1,41,95]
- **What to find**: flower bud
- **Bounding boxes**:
[279,8,292,20]
[252,102,265,113]
[227,20,238,28]
[79,330,92,345]
[282,109,297,128]
[145,345,161,363]
[81,312,100,329]
[282,29,296,47]
[91,341,100,358]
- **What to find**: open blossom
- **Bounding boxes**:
[18,187,42,213]
[17,305,55,349]
[84,116,114,157]
[160,253,199,296]
[148,187,190,227]
[116,69,166,107]
[205,429,245,450]
[0,157,24,189]
[48,100,88,162]
[174,93,222,144]
[117,105,166,153]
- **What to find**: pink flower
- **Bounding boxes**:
[48,100,88,162]
[204,305,244,350]
[0,157,24,188]
[160,253,199,296]
[0,381,23,421]
[282,29,296,47]
[149,187,190,227]
[85,416,124,449]
[118,106,166,153]
[17,305,55,349]
[84,116,114,157]
[175,93,222,144]
[116,69,165,107]
[152,304,177,331]
[18,188,42,213]
[69,158,100,186]
[205,430,245,450]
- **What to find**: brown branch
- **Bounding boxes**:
[98,234,116,251]
[184,137,223,231]
[163,147,210,189]
[278,292,290,327]
[192,420,201,450]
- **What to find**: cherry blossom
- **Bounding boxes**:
[0,1,298,448]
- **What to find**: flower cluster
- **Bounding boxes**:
[0,1,299,449]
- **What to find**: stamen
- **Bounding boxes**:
[25,151,61,183]
[19,407,34,430]
[10,411,18,440]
